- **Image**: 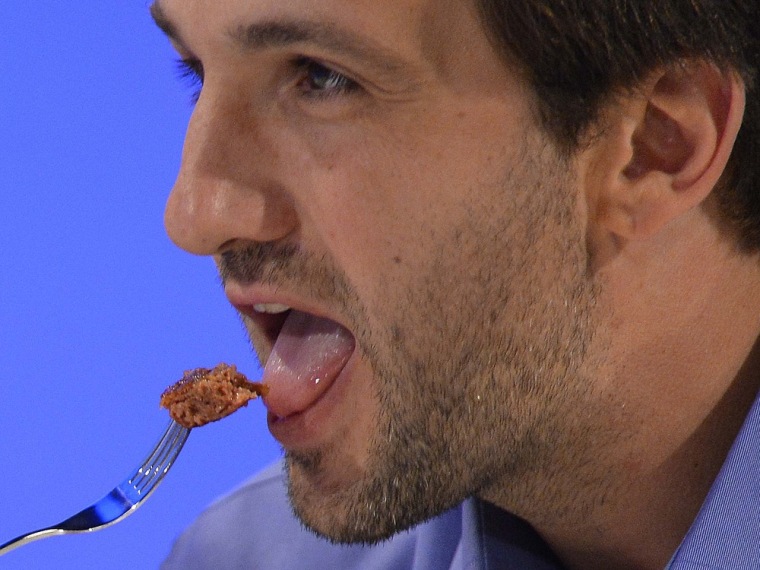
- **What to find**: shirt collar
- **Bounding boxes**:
[667,389,760,568]
[459,390,760,569]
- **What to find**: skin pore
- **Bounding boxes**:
[154,0,760,568]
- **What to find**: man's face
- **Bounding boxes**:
[158,0,601,542]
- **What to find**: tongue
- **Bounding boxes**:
[262,310,355,419]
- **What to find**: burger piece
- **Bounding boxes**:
[160,363,268,428]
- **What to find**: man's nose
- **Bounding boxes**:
[164,94,298,256]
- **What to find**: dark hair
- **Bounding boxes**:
[477,0,760,251]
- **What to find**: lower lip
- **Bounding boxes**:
[266,352,357,449]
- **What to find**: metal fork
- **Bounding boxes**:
[0,420,190,556]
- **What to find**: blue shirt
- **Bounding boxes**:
[162,394,760,569]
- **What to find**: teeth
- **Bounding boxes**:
[253,303,291,315]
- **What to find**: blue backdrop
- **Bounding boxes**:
[1,2,280,568]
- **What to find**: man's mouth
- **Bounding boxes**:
[251,304,356,420]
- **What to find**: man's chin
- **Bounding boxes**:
[283,453,403,545]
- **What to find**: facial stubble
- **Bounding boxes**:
[223,137,605,544]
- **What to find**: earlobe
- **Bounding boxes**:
[591,61,746,241]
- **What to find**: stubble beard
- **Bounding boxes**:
[277,141,608,544]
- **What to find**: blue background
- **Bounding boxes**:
[1,2,281,568]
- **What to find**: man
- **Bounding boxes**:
[155,0,760,568]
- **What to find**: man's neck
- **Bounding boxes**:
[544,309,760,569]
[551,338,760,569]
[483,235,760,569]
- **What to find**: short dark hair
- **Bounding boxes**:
[477,0,760,251]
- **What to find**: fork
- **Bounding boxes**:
[0,420,190,556]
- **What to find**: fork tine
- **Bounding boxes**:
[134,421,182,474]
[129,421,186,490]
[126,421,189,497]
[127,440,187,503]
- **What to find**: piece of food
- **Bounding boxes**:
[160,363,268,428]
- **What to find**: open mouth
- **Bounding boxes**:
[247,304,356,420]
[252,303,292,349]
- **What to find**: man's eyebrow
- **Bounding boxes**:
[149,1,415,82]
[229,20,409,75]
[150,1,178,43]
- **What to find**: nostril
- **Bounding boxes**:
[164,138,300,254]
[216,238,239,254]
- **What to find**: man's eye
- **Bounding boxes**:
[175,57,204,104]
[296,58,358,99]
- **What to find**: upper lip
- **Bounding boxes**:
[224,281,344,322]
[224,280,353,355]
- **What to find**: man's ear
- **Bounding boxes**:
[587,61,746,242]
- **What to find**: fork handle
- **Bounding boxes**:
[0,527,64,556]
